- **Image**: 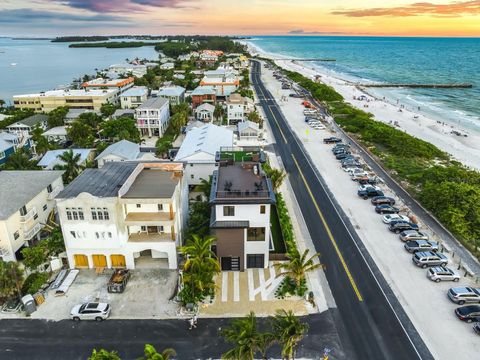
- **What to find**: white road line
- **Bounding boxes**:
[221,272,228,302]
[247,269,255,301]
[258,268,266,300]
[233,272,240,302]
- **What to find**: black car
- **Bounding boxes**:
[388,221,419,233]
[371,196,396,206]
[375,204,400,214]
[358,188,384,199]
[474,323,480,335]
[323,137,342,144]
[333,147,349,155]
[455,305,480,323]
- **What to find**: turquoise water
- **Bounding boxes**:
[0,38,158,103]
[248,36,480,131]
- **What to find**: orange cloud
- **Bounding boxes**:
[332,0,480,17]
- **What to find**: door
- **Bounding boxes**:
[92,254,107,268]
[247,254,265,269]
[221,257,232,271]
[111,254,126,268]
[147,226,159,234]
[74,254,89,268]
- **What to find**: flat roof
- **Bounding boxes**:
[122,168,179,199]
[13,89,118,98]
[121,86,148,97]
[82,77,134,88]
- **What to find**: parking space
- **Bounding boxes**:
[31,269,179,320]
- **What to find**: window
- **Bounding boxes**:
[14,231,20,240]
[190,163,193,167]
[108,232,112,239]
[136,204,141,208]
[47,184,53,193]
[19,206,27,216]
[66,207,84,221]
[33,213,38,220]
[247,254,265,268]
[247,227,266,241]
[157,204,163,211]
[0,151,5,160]
[91,207,109,221]
[70,231,76,239]
[43,204,48,211]
[159,226,164,232]
[191,174,194,179]
[260,205,266,214]
[141,226,147,231]
[223,206,235,216]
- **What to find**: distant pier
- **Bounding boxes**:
[358,83,473,89]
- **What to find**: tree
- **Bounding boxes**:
[4,148,38,170]
[0,99,5,108]
[221,312,262,360]
[271,309,308,360]
[53,149,82,183]
[88,349,121,360]
[263,163,286,192]
[247,111,263,128]
[47,106,69,128]
[169,112,188,135]
[31,124,57,155]
[21,246,47,272]
[78,112,103,128]
[43,227,65,256]
[257,332,276,360]
[198,176,212,199]
[213,103,224,123]
[100,103,117,117]
[185,201,211,239]
[275,249,322,291]
[67,120,95,148]
[141,344,176,360]
[0,261,24,300]
[100,117,140,143]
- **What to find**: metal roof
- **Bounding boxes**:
[7,114,48,128]
[137,97,169,110]
[38,149,92,170]
[95,140,140,161]
[211,220,249,229]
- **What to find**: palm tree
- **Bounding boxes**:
[266,167,286,192]
[271,309,308,360]
[88,348,121,360]
[274,249,323,289]
[257,332,276,360]
[221,312,261,360]
[213,103,224,124]
[141,344,176,360]
[0,260,24,300]
[4,148,38,170]
[180,234,219,273]
[198,176,212,199]
[53,149,82,183]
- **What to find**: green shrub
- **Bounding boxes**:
[275,193,299,257]
[21,272,49,295]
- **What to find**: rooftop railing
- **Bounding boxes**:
[215,190,270,199]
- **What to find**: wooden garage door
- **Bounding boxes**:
[92,254,107,268]
[74,254,88,268]
[111,254,126,268]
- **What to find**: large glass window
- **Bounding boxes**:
[223,206,235,216]
[247,227,265,241]
[91,207,109,221]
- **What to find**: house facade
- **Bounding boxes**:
[135,97,170,137]
[209,148,275,271]
[0,171,64,262]
[56,162,188,270]
[120,86,148,109]
[191,87,216,108]
[226,93,248,125]
[157,86,186,106]
[195,103,215,122]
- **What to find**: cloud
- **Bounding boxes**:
[332,0,480,17]
[57,0,193,13]
[0,8,130,24]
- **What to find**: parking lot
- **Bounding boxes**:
[260,64,480,359]
[31,269,179,320]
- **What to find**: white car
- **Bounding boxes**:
[312,124,326,130]
[349,169,368,177]
[358,184,381,192]
[427,267,460,283]
[70,302,111,321]
[382,214,410,224]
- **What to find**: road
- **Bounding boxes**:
[251,59,434,360]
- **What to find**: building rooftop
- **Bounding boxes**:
[57,162,138,199]
[13,89,118,98]
[121,168,180,199]
[195,103,215,113]
[66,109,99,119]
[120,86,148,97]
[158,86,186,97]
[137,97,169,110]
[38,149,92,170]
[7,114,48,128]
[113,109,135,118]
[95,140,140,161]
[0,138,14,152]
[81,77,134,88]
[0,170,64,220]
[227,93,245,104]
[191,86,216,96]
[0,132,19,142]
[238,121,259,132]
[43,126,67,137]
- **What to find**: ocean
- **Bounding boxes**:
[247,36,480,132]
[0,38,159,103]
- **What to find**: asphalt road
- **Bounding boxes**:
[251,60,434,360]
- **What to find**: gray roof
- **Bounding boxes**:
[0,170,63,219]
[137,97,169,110]
[0,138,14,152]
[211,220,249,228]
[238,121,259,132]
[122,169,179,199]
[8,114,48,128]
[95,140,140,161]
[57,162,137,199]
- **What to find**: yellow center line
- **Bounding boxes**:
[267,106,288,144]
[291,154,363,302]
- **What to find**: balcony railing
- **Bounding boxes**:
[128,232,174,243]
[23,222,43,241]
[20,207,37,223]
[47,186,62,200]
[124,212,175,225]
[215,190,270,199]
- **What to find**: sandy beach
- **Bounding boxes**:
[243,41,480,170]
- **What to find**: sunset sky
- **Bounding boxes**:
[0,0,479,36]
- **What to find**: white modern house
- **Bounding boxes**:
[195,103,215,122]
[135,97,170,138]
[210,148,275,271]
[200,68,239,97]
[226,93,249,125]
[0,171,64,262]
[237,121,260,141]
[174,124,233,186]
[95,140,141,168]
[157,86,186,105]
[56,162,188,270]
[120,86,148,109]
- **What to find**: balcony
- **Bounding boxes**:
[128,232,174,243]
[20,207,37,223]
[124,212,174,225]
[23,222,43,241]
[47,186,62,200]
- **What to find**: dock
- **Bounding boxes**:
[358,83,473,89]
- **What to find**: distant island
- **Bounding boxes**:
[69,41,157,49]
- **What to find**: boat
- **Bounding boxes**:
[10,63,17,66]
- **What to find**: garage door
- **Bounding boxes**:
[111,254,126,268]
[92,254,107,268]
[74,254,89,268]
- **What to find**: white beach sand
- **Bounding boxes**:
[243,41,480,170]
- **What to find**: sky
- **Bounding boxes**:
[0,0,479,37]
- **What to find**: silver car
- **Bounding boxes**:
[70,302,111,321]
[448,287,480,305]
[427,266,460,282]
[412,251,448,268]
[399,230,429,242]
[404,240,439,253]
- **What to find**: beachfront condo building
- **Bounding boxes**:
[55,162,188,270]
[199,68,239,98]
[81,77,135,91]
[134,97,170,138]
[0,171,64,262]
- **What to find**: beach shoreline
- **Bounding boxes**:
[241,40,480,170]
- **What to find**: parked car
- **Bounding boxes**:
[323,137,342,144]
[474,323,480,335]
[312,124,326,130]
[332,144,350,152]
[289,93,302,98]
[351,173,370,182]
[70,302,111,321]
[341,160,362,168]
[404,240,439,253]
[333,147,350,155]
[454,305,480,323]
[399,230,429,242]
[412,251,448,268]
[371,196,395,206]
[336,152,353,160]
[358,185,384,199]
[427,267,460,282]
[358,177,379,186]
[448,287,480,304]
[382,214,410,224]
[375,204,400,214]
[388,221,419,233]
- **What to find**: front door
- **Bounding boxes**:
[247,254,265,269]
[221,256,240,271]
